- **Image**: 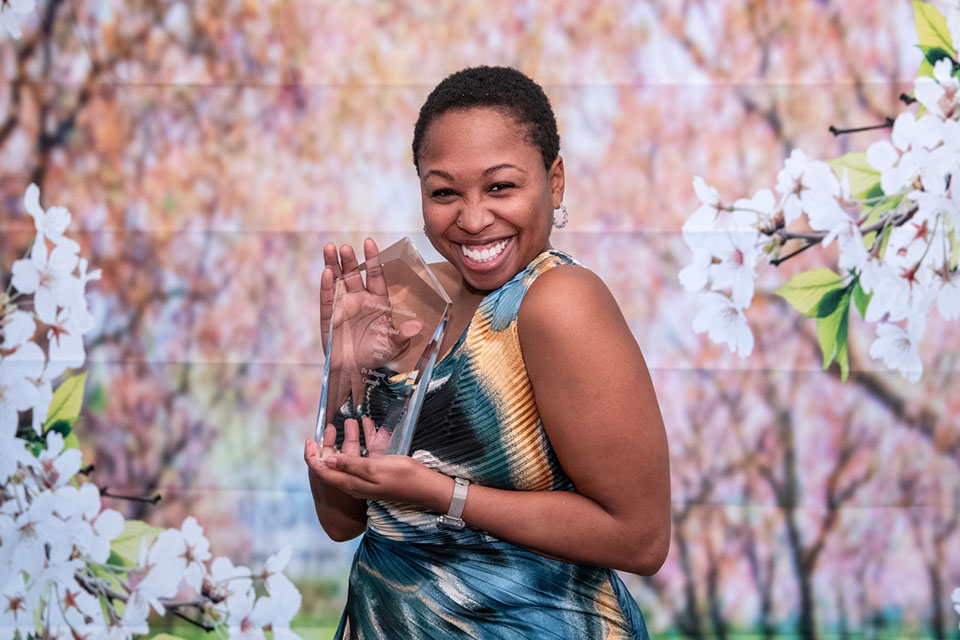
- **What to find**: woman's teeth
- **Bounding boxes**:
[460,239,509,263]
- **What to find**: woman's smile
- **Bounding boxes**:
[455,236,515,272]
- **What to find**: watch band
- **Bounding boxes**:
[436,477,470,530]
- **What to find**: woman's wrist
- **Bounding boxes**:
[417,467,456,513]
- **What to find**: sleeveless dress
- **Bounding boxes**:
[332,248,651,640]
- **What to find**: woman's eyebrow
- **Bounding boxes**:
[424,169,455,180]
[424,164,528,181]
[483,163,526,175]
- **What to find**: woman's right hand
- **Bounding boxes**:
[320,239,423,399]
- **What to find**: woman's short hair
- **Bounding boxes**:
[412,65,560,176]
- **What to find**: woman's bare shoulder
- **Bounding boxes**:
[518,264,626,337]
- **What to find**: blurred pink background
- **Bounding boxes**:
[1,1,958,637]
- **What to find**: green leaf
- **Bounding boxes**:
[46,419,72,438]
[110,520,163,568]
[774,269,845,316]
[813,286,849,318]
[44,372,88,430]
[852,280,872,320]
[921,45,955,68]
[816,292,852,373]
[63,430,80,451]
[90,555,127,590]
[917,52,934,79]
[913,0,957,58]
[106,550,126,568]
[826,153,880,200]
[857,188,904,248]
[836,300,851,381]
[878,225,894,258]
[152,635,190,640]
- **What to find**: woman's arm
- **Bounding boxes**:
[508,263,671,573]
[305,265,671,574]
[304,421,368,542]
[466,264,670,573]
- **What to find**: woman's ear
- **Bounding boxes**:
[549,155,565,208]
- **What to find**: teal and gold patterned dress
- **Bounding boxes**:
[333,249,651,640]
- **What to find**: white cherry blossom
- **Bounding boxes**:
[0,421,34,484]
[0,572,35,640]
[179,516,213,590]
[952,587,960,627]
[914,58,960,119]
[680,176,726,292]
[0,310,35,350]
[707,224,761,308]
[868,320,924,382]
[25,540,83,608]
[10,242,80,324]
[935,271,960,319]
[207,556,254,619]
[46,581,107,640]
[866,113,942,195]
[0,341,45,435]
[863,260,933,324]
[54,483,124,563]
[128,535,182,618]
[7,490,69,577]
[37,431,82,489]
[692,292,754,356]
[23,183,81,255]
[0,0,35,39]
[251,574,302,640]
[43,306,87,382]
[691,175,724,222]
[224,588,267,640]
[64,256,103,334]
[775,149,841,225]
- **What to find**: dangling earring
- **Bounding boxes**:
[553,203,568,229]
[423,223,427,234]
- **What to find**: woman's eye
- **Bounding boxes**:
[431,188,456,198]
[489,183,514,192]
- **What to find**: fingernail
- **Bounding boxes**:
[325,456,338,468]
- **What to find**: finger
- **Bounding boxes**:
[340,244,364,293]
[304,438,325,475]
[320,423,337,460]
[361,415,377,448]
[396,319,423,341]
[325,453,375,481]
[363,238,388,297]
[309,458,368,497]
[320,266,336,347]
[323,242,343,279]
[342,418,361,456]
[369,424,392,458]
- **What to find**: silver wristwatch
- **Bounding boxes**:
[436,476,470,530]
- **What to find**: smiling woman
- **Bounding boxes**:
[303,65,670,640]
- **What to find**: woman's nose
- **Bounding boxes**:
[457,200,495,233]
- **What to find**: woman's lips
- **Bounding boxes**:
[456,236,514,273]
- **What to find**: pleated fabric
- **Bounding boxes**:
[333,249,650,640]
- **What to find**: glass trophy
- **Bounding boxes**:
[314,237,452,456]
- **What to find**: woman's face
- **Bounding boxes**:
[419,107,564,293]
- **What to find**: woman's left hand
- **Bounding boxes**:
[304,416,449,509]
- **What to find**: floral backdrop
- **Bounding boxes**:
[1,1,959,638]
